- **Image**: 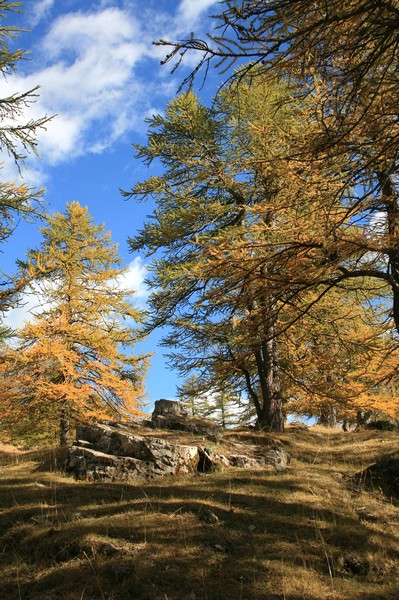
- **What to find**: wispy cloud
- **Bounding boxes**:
[4,282,50,331]
[25,7,147,163]
[28,0,55,27]
[2,6,162,171]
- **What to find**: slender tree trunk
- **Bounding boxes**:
[356,408,372,428]
[255,251,284,431]
[245,275,284,432]
[221,398,226,428]
[377,169,399,333]
[59,404,71,447]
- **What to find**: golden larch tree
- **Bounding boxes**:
[0,202,148,445]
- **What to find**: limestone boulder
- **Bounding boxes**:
[66,422,199,481]
[150,399,222,442]
[152,399,187,418]
[152,414,221,439]
[263,446,290,471]
[67,447,154,481]
[197,444,290,473]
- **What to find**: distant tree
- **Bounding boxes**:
[0,202,148,446]
[177,374,209,418]
[177,374,248,427]
[283,287,399,426]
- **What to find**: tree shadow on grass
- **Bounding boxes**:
[1,440,399,600]
[0,488,396,597]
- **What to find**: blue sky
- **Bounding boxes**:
[1,0,220,411]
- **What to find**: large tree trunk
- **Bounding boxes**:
[318,403,337,428]
[255,335,284,432]
[244,275,284,431]
[59,404,71,447]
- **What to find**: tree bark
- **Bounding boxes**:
[356,408,372,428]
[319,403,337,428]
[377,169,399,333]
[59,404,71,447]
[255,335,284,432]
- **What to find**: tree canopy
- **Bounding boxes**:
[158,0,398,150]
[125,74,393,430]
[156,1,399,344]
[0,2,50,313]
[126,47,399,428]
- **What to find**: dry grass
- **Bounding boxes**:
[0,427,399,599]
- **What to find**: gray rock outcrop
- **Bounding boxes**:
[65,410,290,482]
[351,452,399,500]
[66,422,199,481]
[152,399,187,418]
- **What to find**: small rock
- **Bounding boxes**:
[31,514,51,524]
[99,541,121,556]
[263,446,290,472]
[289,420,309,431]
[207,539,234,553]
[355,506,378,522]
[200,509,220,525]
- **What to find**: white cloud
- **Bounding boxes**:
[2,7,149,167]
[117,256,148,302]
[0,156,47,189]
[40,9,138,59]
[37,8,145,161]
[0,2,219,184]
[149,0,219,71]
[177,0,219,25]
[38,113,82,164]
[369,210,387,236]
[4,283,49,331]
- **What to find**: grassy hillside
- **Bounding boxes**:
[0,426,398,599]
